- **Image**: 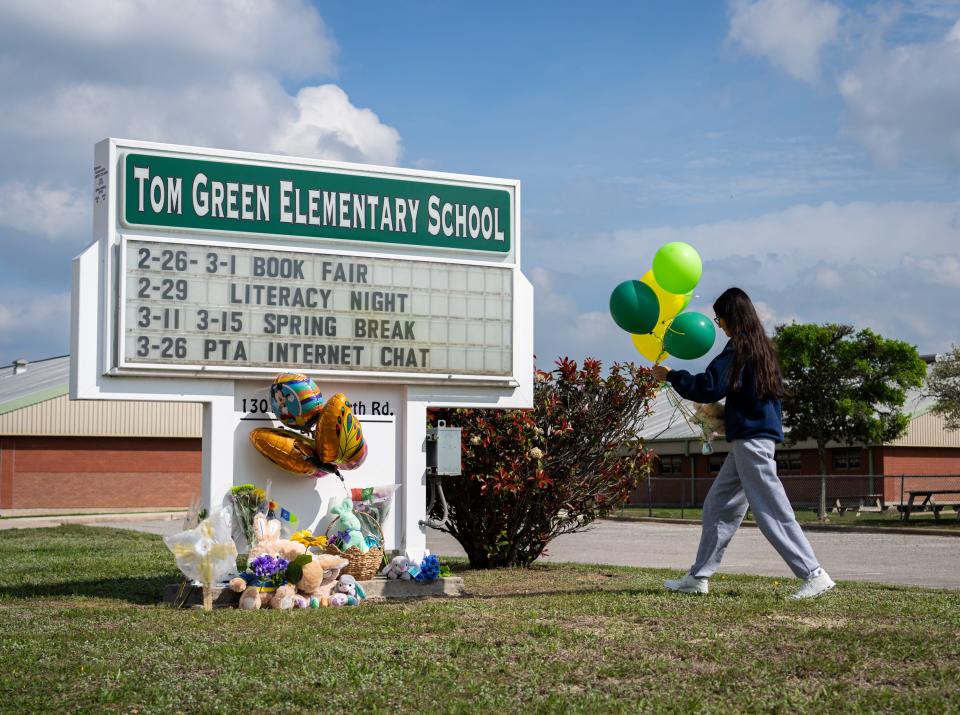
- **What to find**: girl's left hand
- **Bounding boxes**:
[651,365,669,382]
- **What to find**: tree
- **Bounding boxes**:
[428,358,658,568]
[774,324,926,519]
[928,346,960,430]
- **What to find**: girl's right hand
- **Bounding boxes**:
[651,365,670,382]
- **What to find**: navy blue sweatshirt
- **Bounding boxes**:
[666,340,784,443]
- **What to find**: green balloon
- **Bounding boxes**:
[609,280,660,335]
[663,311,716,360]
[652,242,702,294]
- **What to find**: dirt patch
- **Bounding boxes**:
[768,614,848,629]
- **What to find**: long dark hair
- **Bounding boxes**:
[713,287,783,399]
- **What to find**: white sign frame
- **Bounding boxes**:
[71,138,534,562]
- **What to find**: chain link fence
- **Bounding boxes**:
[629,474,960,522]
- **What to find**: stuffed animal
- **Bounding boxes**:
[381,555,415,580]
[329,497,369,553]
[295,553,349,603]
[694,402,725,440]
[248,513,308,561]
[237,584,262,610]
[334,574,366,605]
[228,572,263,610]
[268,583,299,610]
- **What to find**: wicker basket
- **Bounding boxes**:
[324,513,385,581]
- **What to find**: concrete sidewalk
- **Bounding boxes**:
[0,511,187,533]
[3,512,957,590]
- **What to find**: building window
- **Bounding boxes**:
[658,455,683,474]
[776,450,801,473]
[832,449,861,471]
[708,454,726,474]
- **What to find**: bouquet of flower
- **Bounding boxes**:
[229,484,266,551]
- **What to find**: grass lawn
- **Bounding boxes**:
[613,506,960,530]
[1,526,958,713]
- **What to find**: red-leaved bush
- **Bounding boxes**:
[429,358,658,568]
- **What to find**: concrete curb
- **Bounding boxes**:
[607,515,960,538]
[0,511,187,530]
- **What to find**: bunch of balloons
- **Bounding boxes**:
[249,373,368,479]
[609,242,716,363]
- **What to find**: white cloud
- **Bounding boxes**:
[528,200,960,365]
[532,200,960,288]
[903,253,960,287]
[0,0,336,85]
[0,181,87,240]
[271,85,402,166]
[838,19,960,164]
[0,292,71,360]
[729,0,842,83]
[0,2,399,173]
[0,1,403,364]
[529,266,578,318]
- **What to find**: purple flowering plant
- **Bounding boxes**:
[249,554,289,587]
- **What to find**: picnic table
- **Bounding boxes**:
[898,490,960,522]
[831,494,886,514]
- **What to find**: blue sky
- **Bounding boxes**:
[1,0,959,371]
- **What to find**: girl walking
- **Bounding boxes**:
[651,287,834,599]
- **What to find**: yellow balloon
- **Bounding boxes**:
[632,323,668,364]
[641,270,686,323]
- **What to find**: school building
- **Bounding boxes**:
[632,355,960,509]
[0,355,202,514]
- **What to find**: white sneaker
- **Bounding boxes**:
[664,573,709,594]
[789,569,835,600]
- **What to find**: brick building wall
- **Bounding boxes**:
[0,436,201,510]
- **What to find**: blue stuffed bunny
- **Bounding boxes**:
[330,496,369,553]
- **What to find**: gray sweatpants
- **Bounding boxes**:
[690,438,821,580]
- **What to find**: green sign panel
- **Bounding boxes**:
[122,153,511,253]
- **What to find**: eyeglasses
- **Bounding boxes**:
[713,317,722,327]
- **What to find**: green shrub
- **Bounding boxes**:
[430,358,657,567]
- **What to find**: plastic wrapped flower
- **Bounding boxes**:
[163,507,238,610]
[416,555,441,582]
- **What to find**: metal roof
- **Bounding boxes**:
[0,355,69,415]
[0,355,202,437]
[639,389,704,442]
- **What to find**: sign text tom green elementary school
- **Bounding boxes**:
[124,153,511,253]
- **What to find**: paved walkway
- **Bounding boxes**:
[427,520,960,590]
[3,513,957,590]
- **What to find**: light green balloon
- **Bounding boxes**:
[652,242,702,295]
